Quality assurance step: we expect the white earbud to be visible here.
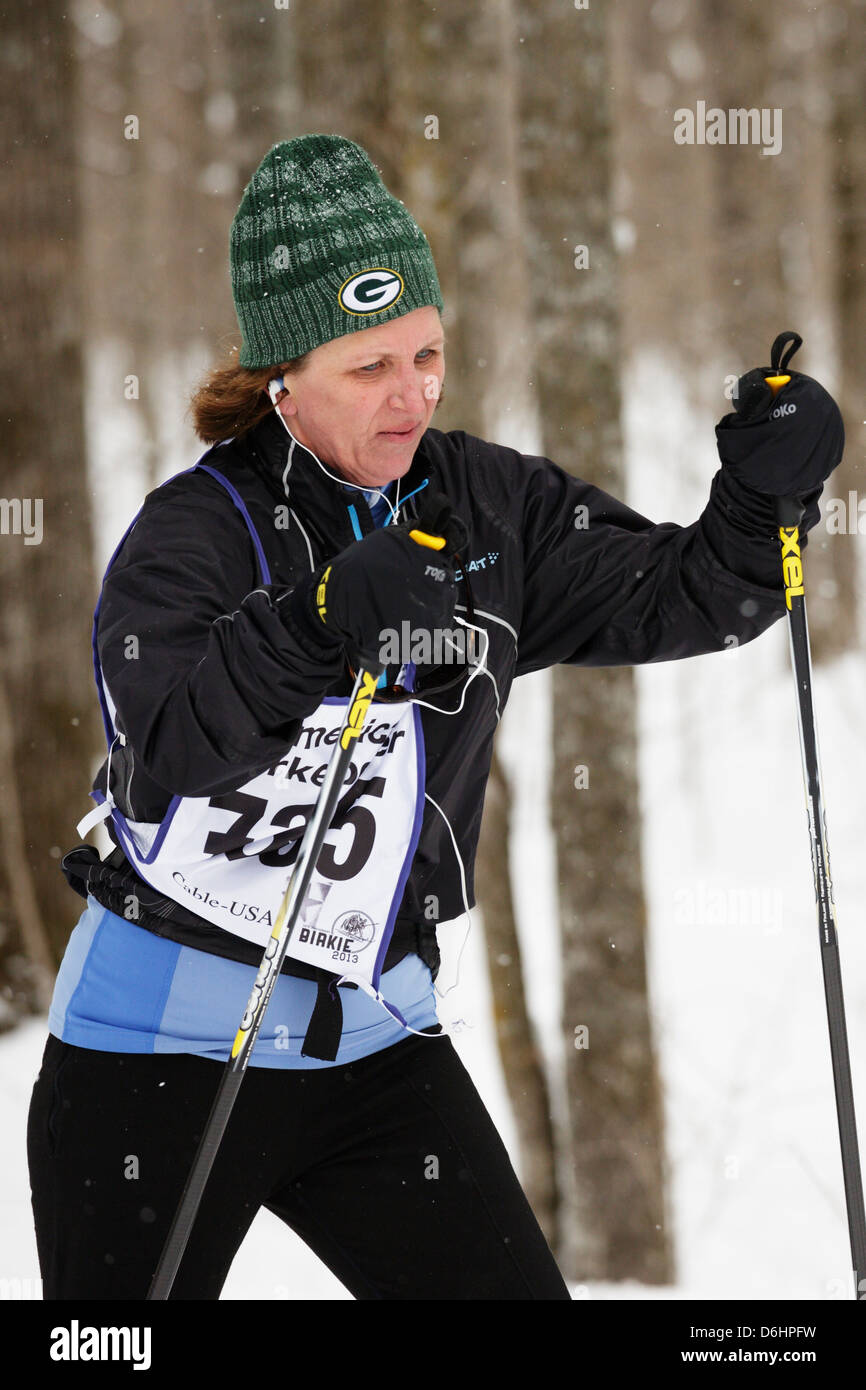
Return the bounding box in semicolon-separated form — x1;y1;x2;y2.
267;375;285;405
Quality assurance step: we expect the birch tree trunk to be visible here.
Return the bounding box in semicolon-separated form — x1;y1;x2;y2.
0;3;101;1007
516;0;674;1284
371;0;563;1240
830;0;866;651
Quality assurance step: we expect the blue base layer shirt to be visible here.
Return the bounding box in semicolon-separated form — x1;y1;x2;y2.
49;894;439;1069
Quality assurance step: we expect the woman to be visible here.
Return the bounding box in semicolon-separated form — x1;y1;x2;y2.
27;134;843;1300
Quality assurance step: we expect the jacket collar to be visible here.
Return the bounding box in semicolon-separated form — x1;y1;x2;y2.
238;409;438;545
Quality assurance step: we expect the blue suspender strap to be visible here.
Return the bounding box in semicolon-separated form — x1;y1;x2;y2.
196;463;272;585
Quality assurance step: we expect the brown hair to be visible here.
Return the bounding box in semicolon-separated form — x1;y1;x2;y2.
188;348;311;444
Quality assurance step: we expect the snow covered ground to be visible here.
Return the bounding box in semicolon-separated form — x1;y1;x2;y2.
640;639;866;1301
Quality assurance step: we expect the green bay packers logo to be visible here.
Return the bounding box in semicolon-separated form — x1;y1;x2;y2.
338;268;404;316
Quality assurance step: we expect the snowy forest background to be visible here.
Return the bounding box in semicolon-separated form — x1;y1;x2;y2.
1;0;865;1299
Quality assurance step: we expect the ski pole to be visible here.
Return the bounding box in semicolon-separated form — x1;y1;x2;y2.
739;331;866;1299
146;659;383;1299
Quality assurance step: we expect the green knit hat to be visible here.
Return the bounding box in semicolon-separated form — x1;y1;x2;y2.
230;134;444;368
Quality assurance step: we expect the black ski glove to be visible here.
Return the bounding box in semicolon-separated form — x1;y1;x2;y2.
281;491;468;671
716;331;844;497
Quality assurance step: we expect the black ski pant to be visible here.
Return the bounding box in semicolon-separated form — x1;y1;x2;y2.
27;1028;571;1300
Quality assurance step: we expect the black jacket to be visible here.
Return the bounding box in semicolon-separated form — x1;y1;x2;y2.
63;409;820;981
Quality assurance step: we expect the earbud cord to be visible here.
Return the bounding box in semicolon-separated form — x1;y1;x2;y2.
268;386;479;1024
270;397;401;525
269;391;493;705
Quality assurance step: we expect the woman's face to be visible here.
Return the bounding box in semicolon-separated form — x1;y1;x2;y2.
274;305;445;488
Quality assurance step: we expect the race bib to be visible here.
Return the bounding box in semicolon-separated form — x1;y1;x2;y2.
105;696;424;990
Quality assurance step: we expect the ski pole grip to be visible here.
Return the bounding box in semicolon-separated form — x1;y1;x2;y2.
408;490;468;562
732;329;801;422
345;648;387;679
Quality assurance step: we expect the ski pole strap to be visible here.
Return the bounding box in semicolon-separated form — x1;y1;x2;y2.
301;974;345;1061
770;330;802;374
